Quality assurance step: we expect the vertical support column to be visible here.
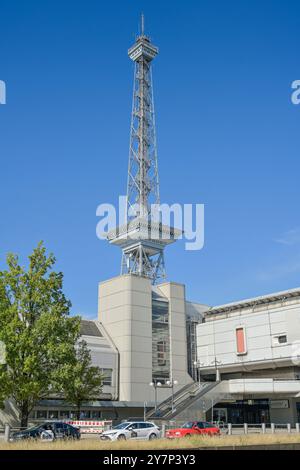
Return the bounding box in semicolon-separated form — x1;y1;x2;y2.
271;423;275;434
4;424;10;442
244;423;248;435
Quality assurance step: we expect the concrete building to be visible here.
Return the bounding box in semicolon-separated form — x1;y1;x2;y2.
196;288;300;425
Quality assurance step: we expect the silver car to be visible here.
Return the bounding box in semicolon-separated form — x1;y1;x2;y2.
100;421;160;441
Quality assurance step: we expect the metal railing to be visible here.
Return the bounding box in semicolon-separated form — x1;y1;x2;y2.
146;381;220;420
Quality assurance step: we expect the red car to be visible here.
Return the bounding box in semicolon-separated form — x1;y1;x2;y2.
165;421;220;439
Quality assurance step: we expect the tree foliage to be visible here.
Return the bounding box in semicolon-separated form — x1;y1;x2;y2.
59;341;104;420
0;242;81;427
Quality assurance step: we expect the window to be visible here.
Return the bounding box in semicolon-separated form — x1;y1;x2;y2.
36;410;47;420
236;327;247;355
101;368;113;386
278;335;287;344
182;422;194;429
196;422;204;429
91;410;101;419
157;340;167;366
48;411;59;420
152;297;170;382
60;410;70;419
80;410;90;419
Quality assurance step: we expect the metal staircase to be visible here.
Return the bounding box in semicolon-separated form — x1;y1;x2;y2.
146;381;222;420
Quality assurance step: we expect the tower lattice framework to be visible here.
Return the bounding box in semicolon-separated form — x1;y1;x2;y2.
107;16;180;284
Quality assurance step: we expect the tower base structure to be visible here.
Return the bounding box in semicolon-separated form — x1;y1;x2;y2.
98;274;193;403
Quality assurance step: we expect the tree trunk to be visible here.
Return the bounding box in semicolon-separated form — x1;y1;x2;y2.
76;403;81;421
20;401;29;428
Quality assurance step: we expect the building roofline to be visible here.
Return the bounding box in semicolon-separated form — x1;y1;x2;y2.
204;287;300;316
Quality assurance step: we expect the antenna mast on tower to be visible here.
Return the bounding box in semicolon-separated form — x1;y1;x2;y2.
107;16;181;283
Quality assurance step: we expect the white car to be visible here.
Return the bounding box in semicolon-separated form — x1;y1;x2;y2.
100;421;160;441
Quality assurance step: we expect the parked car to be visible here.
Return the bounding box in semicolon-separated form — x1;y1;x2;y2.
100;421;160;441
11;421;81;441
165;421;220;438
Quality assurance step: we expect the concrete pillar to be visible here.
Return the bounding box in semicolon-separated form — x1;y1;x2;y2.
262;423;266;434
227;423;232;435
287;423;291;433
161;424;166;438
296;423;300;433
4;424;10;442
244;423;248;434
271;423;275;434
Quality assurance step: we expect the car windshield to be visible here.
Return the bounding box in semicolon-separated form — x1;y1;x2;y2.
181;422;194;429
23;425;42;432
112;422;131;430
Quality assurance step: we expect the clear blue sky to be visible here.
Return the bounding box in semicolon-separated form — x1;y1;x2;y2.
1;0;300;317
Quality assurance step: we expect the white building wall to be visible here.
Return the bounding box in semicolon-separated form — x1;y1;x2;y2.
98;274;153;403
197;297;300;374
82;327;118;399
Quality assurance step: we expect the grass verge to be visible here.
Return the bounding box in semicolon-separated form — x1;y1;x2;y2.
1;433;300;450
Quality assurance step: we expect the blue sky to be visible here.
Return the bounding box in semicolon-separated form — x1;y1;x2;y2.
0;0;300;317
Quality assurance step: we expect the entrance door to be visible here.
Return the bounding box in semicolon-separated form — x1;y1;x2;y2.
213;408;228;425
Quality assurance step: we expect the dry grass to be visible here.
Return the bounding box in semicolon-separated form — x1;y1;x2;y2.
1;433;300;450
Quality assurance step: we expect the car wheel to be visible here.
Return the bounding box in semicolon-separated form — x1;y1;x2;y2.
149;433;157;441
117;434;126;441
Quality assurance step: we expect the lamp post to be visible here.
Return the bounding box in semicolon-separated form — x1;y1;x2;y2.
211;357;222;382
149;380;162;413
166;378;178;414
193;360;205;388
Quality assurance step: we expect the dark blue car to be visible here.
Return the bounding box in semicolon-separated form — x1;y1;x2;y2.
11;421;81;441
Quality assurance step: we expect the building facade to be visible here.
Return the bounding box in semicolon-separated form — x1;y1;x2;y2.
196;288;300;424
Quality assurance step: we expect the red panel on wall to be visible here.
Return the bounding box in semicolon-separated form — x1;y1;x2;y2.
236;328;246;354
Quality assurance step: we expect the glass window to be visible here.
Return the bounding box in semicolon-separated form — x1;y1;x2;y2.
196;422;205;429
80;410;90;419
36;410;47;420
91;410;101;419
182;422;194;429
48;411;59;420
101;368;113;386
152;297;170;382
278;335;287;344
129;423;139;429
60;410;70;419
113;422;131;430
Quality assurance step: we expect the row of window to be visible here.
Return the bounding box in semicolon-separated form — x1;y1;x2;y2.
33;409;112;420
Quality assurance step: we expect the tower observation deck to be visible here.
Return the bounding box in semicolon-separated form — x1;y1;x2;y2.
107;16;181;283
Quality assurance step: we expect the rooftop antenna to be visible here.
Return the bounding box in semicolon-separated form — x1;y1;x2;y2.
141;13;145;36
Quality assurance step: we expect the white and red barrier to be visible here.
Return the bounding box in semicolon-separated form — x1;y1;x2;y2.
64;420;112;434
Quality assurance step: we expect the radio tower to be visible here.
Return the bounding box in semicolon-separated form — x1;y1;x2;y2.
107;15;181;283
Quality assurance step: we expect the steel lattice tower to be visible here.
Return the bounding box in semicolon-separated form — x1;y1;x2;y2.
107;16;181;283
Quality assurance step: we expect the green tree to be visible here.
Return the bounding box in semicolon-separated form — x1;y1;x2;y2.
0;242;81;427
59;340;103;420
